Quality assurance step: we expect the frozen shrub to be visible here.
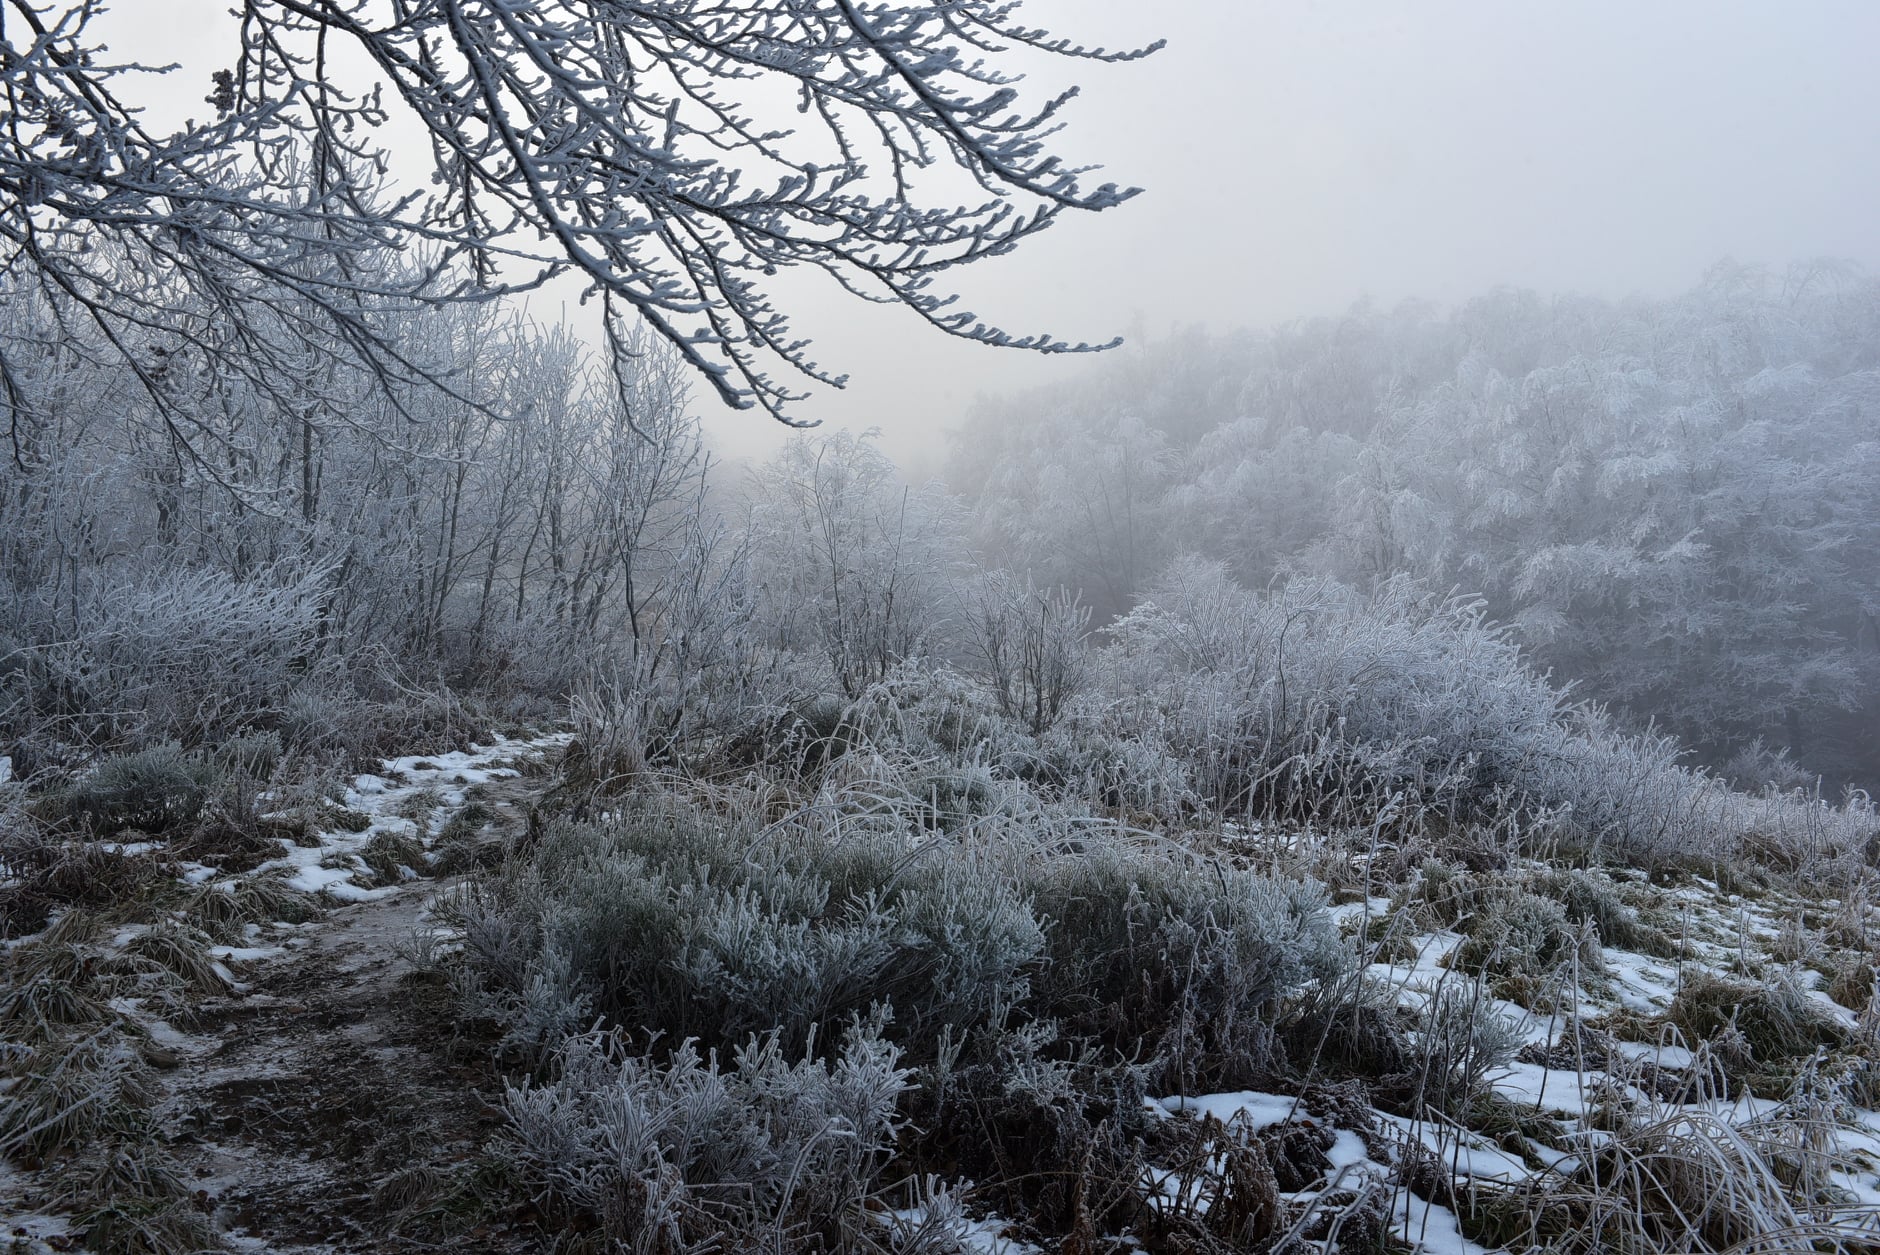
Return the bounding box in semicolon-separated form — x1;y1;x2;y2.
1449;888;1601;1005
722;693;859;781
1076;561;1880;869
1408;981;1525;1116
3;566;322;750
1038;713;1196;817
959;570;1092;734
211;731;283;782
275;685;358;754
473;807;1043;1057
842;663;1045;781
501;1020;913;1251
456;790;1341;1096
1024;832;1344;1089
59;744;223;835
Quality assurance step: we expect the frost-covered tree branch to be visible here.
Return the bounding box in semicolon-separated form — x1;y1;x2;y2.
0;0;1158;442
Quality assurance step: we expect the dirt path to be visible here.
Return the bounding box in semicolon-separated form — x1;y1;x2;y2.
154;774;545;1252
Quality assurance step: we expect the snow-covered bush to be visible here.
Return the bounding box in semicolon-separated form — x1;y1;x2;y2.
1;566;321;753
456;802;1043;1059
1023;830;1344;1090
446;784;1344;1248
57;743;224;835
501;1021;928;1253
1073;560;1880;868
452;788;1341;1093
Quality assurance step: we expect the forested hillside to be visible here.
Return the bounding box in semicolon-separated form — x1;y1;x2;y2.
950;262;1880;790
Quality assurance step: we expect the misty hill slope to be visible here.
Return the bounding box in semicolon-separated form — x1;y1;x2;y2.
946;263;1880;789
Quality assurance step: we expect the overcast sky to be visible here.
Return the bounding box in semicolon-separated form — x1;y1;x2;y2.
105;1;1880;469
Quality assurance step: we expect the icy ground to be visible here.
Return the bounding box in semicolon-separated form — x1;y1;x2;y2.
3;735;567;1254
1125;872;1880;1253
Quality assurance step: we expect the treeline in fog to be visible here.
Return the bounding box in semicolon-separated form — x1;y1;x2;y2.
3;259;1874;872
949;261;1880;791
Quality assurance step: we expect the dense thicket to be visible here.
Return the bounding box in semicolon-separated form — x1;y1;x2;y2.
949;262;1880;788
5;260;1875;866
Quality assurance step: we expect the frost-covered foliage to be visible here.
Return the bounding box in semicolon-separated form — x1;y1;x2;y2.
450;794;1341;1091
501;1023;925;1253
0;298;751;767
1068;560;1876;867
0;566;321;751
444;773;1344;1246
959;570;1093;734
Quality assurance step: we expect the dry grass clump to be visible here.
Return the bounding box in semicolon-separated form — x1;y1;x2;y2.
319;802;373;833
1668;971;1847;1068
1465;1098;1880;1255
0;1028;151;1161
111;921;229;996
72;1198;220;1255
53;1135;219;1255
0;873;234;1250
360;829;428;886
0;836;170;938
430;801;501;874
1;914;113;1043
1826;952;1878;1012
181;871;319;942
1535;867;1680;957
390;786;445;834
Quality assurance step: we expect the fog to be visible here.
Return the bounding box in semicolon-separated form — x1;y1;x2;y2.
100;1;1880;469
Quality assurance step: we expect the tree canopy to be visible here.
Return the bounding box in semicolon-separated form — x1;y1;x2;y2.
0;0;1156;440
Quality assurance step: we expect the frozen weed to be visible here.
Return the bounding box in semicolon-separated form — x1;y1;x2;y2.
1669;970;1847;1068
0;1029;149;1160
360;829;427;885
501;1020;912;1250
58;744;223;836
180;870;318;942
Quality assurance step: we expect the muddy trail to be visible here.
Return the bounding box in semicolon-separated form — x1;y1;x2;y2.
154;771;547;1252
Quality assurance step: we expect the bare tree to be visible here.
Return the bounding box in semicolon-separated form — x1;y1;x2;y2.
961;568;1089;733
0;0;1157;458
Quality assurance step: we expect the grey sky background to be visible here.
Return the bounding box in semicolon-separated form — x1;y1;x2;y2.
104;1;1880;471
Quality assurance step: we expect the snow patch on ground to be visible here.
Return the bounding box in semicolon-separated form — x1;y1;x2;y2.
255;732;568;901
